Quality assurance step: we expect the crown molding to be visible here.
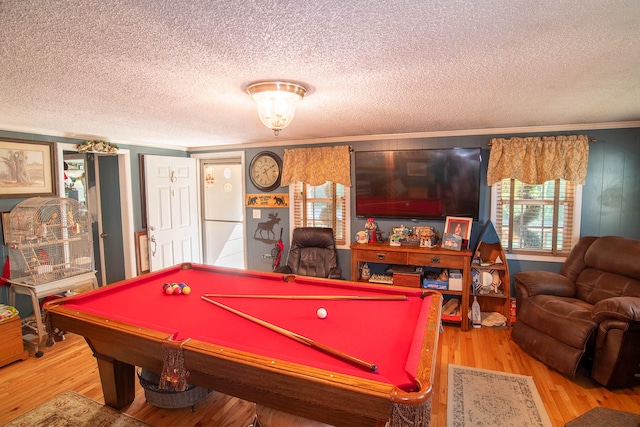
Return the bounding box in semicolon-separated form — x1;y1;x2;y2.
190;121;640;152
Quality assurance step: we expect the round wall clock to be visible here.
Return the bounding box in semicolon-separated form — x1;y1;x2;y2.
249;151;282;192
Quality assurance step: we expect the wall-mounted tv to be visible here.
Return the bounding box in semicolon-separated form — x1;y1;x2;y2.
355;148;482;220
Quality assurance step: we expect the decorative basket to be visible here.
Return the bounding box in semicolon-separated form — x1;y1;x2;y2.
137;368;210;409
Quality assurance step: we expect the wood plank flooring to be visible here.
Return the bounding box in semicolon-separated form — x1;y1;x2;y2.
1;325;638;426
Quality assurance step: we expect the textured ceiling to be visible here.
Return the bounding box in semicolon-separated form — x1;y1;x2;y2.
1;1;639;150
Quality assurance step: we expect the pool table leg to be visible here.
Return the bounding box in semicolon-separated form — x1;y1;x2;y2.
95;353;136;409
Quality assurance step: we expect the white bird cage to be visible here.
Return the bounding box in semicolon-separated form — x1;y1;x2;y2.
7;197;94;285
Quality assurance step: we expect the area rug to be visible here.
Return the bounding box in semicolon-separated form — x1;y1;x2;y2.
565;407;640;427
4;391;151;427
447;364;552;427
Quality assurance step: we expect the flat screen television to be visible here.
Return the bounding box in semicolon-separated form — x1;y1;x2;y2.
355;148;482;220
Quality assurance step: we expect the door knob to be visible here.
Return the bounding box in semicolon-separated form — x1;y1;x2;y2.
100;233;109;238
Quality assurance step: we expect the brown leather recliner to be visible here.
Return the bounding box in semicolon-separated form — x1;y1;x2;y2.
511;236;640;388
275;227;342;279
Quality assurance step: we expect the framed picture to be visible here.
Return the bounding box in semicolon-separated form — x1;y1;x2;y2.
1;211;10;244
135;230;150;275
0;138;57;198
442;233;462;251
444;216;473;240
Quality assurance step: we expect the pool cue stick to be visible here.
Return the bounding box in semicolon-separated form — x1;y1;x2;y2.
203;294;407;301
201;296;378;372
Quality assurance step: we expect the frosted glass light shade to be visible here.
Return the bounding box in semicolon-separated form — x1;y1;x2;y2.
247;82;306;136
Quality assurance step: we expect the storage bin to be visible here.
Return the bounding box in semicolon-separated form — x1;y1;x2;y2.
138;368;210;409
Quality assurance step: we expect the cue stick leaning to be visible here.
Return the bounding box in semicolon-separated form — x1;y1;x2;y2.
203;294;407;301
201;296;378;372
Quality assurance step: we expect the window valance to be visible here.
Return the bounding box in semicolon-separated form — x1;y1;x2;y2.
281;146;352;187
487;135;589;185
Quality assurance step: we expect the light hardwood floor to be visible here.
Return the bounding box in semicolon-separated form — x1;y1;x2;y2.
1;325;638;426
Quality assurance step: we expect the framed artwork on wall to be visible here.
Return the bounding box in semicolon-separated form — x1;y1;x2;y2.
135;230;150;275
0;138;57;198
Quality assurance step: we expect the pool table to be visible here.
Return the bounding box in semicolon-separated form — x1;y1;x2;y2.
44;263;441;427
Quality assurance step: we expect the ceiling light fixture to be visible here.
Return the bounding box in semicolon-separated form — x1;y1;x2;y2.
247;81;307;137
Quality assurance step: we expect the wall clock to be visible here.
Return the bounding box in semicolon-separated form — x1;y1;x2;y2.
249;151;282;192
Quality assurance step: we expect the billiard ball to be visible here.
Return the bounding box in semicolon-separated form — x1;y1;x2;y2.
165;286;174;295
316;308;328;319
182;285;191;295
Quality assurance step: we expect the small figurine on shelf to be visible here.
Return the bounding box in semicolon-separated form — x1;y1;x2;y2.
389;233;402;246
361;263;371;280
365;217;377;243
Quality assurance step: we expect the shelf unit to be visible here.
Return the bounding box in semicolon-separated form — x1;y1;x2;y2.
350;242;473;331
471;221;511;327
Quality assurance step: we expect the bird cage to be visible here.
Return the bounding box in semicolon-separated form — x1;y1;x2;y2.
7;197;94;285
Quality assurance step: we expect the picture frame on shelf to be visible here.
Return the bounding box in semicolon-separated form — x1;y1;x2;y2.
0;138;57;198
442;233;462;251
444;216;473;240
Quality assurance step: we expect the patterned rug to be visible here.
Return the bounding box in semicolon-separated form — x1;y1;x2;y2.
4;391;150;427
565;407;640;426
447;364;552;427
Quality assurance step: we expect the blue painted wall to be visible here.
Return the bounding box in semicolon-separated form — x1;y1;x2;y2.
1;126;638;312
241;127;640;282
0;130;187;312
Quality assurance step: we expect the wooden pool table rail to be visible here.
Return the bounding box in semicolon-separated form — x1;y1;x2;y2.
44;270;441;427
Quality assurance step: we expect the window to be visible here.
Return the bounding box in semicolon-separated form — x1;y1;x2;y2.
289;181;350;248
491;178;581;260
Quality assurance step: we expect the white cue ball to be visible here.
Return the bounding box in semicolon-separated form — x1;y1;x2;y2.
316;307;328;319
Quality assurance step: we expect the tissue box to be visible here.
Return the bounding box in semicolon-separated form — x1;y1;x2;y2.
448;269;463;291
423;279;448;290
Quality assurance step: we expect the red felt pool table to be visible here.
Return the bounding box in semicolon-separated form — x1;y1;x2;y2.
44;263;441;427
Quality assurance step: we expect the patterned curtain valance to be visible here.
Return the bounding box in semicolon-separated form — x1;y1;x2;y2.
486;135;589;185
281;146;352;187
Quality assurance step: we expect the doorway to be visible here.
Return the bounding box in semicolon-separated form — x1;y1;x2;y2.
63;154;87;205
58;144;136;284
192;152;246;269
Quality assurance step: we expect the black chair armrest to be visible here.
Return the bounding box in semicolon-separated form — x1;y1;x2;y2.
328;267;342;280
274;265;293;275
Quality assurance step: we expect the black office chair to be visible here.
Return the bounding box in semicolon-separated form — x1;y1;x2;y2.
274;227;342;279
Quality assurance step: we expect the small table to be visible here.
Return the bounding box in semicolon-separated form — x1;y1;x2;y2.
45;263;441;427
8;271;98;353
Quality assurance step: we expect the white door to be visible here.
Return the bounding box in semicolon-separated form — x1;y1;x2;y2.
144;155;201;271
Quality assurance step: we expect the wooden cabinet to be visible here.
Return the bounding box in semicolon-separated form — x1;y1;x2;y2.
350;243;473;331
471;221;511;327
0;315;28;367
